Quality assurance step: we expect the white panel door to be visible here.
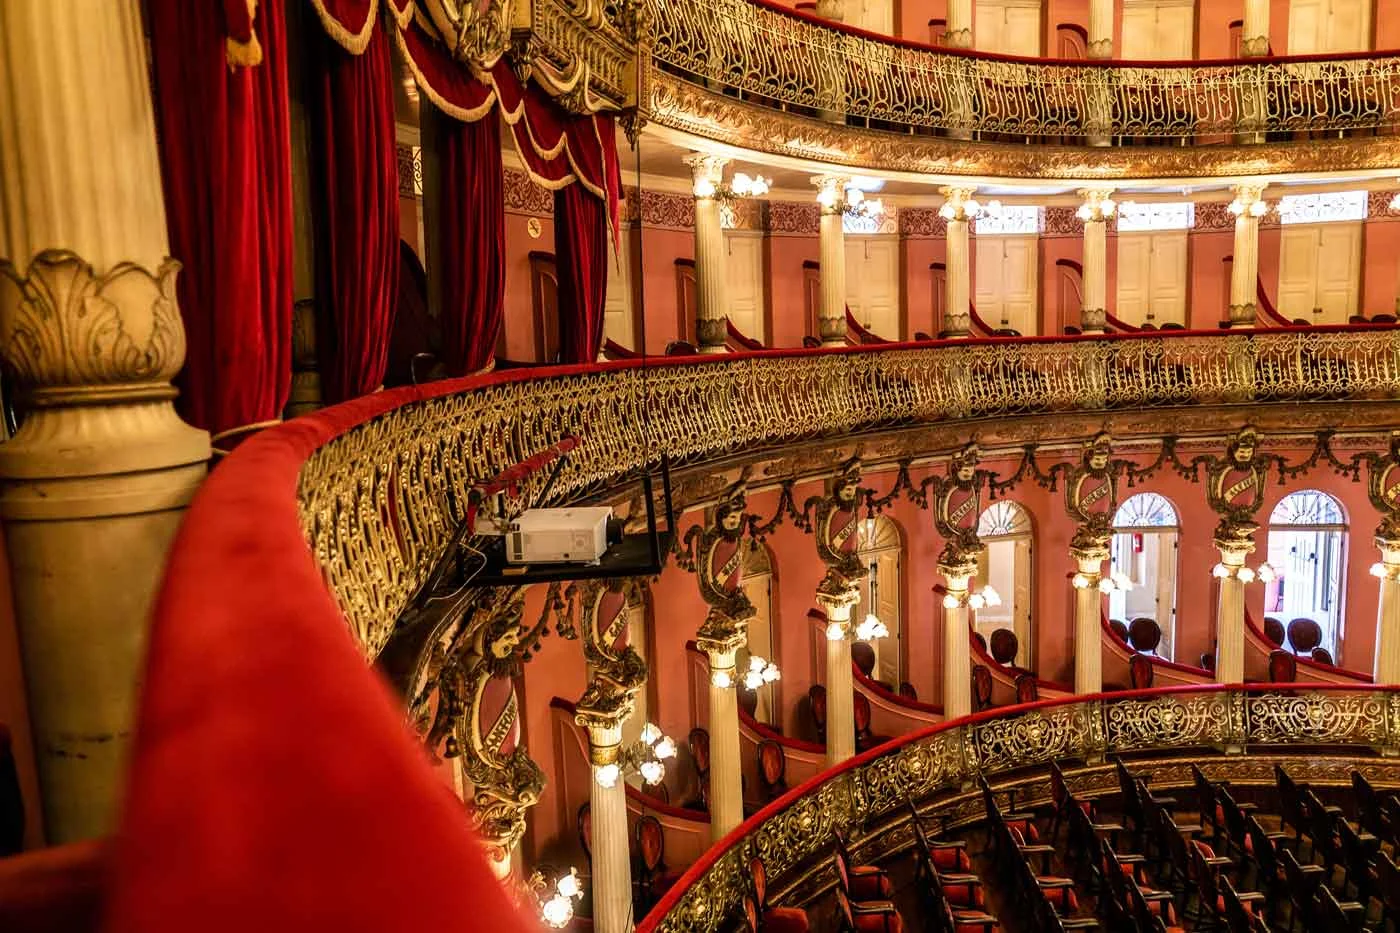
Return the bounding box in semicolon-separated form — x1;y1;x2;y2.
976;0;1040;56
1122;0;1195;59
854;0;894;35
1278;227;1321;320
846;236;901;339
1289;0;1369;53
974;235;1039;334
1287;0;1326;53
1116;233;1153;324
1315;223;1361;323
1327;0;1370;51
602;226;633;350
725;231;767;342
1146;230;1188;325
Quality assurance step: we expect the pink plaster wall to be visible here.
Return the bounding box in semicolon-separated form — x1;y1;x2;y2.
502;211;555;361
766;233;821;347
1362;217;1400;315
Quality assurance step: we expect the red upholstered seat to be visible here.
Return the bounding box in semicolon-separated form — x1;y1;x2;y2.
764;906;810;933
0;839;105;933
942;882;984;908
932;846;972;872
849;866;894;901
1039;881;1078;911
852;911;903;933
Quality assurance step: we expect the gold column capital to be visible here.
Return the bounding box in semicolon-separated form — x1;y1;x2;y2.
814;174;852;215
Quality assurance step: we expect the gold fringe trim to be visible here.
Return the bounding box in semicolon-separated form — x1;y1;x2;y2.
393;23;498;122
225;0;264;67
210;418;284;455
309;0;378;55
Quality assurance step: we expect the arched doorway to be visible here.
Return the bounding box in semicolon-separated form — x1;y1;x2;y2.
976;501;1034;668
739;544;779;726
854;516;903;688
1110;493;1180;659
1266;490;1348;657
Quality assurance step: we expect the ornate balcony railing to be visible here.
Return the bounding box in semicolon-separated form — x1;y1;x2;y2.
636;684;1400;933
646;0;1400;142
301;326;1400;658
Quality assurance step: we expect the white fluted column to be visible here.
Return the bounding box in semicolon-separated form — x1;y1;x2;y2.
1228;185;1266;327
940;187;976;338
1078;189;1115;334
585;721;633;933
819;589;859;764
0;0;210;842
1087;0;1113;58
686;154;731;354
940;565;976;720
815;176;850;346
815;0;845;19
1214;543;1253;684
1373;539;1400;683
1242;0;1270;56
701;638;745;839
945;0;972;48
1071;548;1108;694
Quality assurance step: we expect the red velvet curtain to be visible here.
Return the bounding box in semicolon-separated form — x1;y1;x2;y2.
310;25;400;403
147;0;293;442
439;116;506;375
554;183;609;363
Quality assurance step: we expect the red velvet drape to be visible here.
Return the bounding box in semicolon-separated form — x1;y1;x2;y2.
554;183;609;363
147;0;293;441
439;116;506;375
310;26;399;403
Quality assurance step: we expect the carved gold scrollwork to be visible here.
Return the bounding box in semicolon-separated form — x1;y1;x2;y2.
423;0;513;68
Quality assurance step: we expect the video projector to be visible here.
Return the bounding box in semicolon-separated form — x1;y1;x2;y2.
505;507;623;565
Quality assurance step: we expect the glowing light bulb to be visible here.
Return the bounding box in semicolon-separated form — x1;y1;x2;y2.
943;593;961;609
1249;200;1269;218
731;173;754;196
865;198;884;217
982;586;1002;607
749;655;767;673
827;621;846;641
1101;198;1117;216
1238;567;1256;584
1071;573;1091;589
939;203;956;220
693;178;717;199
752;176;771;196
1076;204;1092;221
557;869;582;899
640;722;662;745
640;759;665;785
595;763;620;788
845;187;864;207
1111;571;1133;591
1098;578;1115;594
655;736;677;759
1256;563;1277;583
711;669;733;689
1212;563;1230;578
744;669;763;690
968;593;986;610
762;663;781;683
542;894;574;927
1372;562;1388;578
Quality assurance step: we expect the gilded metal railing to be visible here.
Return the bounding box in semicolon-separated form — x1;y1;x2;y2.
646;0;1400;140
637;685;1400;933
299;328;1400;657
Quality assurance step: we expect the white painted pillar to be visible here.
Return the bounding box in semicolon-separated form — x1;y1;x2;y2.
941;567;975;720
585;721;634;933
820;591;859;764
0;0;210;842
702;641;745;839
815;176;850;346
815;0;846;20
1229;185;1266;327
1087;0;1113;59
940;187;976;338
686;154;730;354
1214;544;1253;684
1072;549;1108;694
1373;539;1400;683
1242;0;1270;56
1078;189;1115;334
945;0;972;48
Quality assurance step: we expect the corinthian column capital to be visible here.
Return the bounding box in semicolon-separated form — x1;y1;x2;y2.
1076;188;1118;223
814;175;853;215
684;153;730;200
938;186;979;222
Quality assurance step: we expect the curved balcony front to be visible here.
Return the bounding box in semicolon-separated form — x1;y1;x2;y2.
635;683;1400;933
643;0;1400;177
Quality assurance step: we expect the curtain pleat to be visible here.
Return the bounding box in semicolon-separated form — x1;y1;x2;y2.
310;25;400;403
147;0;293;443
439;116;506;375
554;184;609;364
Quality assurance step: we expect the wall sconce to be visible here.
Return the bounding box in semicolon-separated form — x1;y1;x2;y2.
819;182;883;219
743;655;781;690
538;868;586;928
695;171;771;201
1227;197;1269;218
1076;198;1117;221
939;198;1003;222
1212;561;1275;583
594;721;676;788
942;585;1001;610
1072;570;1133;593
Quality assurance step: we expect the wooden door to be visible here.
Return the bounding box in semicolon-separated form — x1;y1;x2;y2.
725;232;767;342
1146;231;1188;325
1277;227;1321;320
529;251;560;362
1315;223;1362;323
873;551;901;685
803;261;821;340
674;259;697;345
1122;0;1194;59
603;226;634;351
846;236;900;340
976;0;1040;55
975;236;1038;334
930;264;947;334
1116;233;1153;324
1012;536;1034;669
1289;0;1369;52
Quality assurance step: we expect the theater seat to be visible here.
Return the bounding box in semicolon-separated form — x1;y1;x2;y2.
0;839;105;933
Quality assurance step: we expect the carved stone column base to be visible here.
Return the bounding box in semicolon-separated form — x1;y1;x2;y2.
818;315;847;347
1086;38;1112;59
697;316;729;354
1080;308;1107;334
942;27;971;48
1227;303;1257;328
0;250;210;841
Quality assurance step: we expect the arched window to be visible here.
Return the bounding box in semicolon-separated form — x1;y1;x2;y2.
854;516;903;688
1266;490;1348;658
739;544;779;726
1110;493;1180;659
976;501;1034;668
